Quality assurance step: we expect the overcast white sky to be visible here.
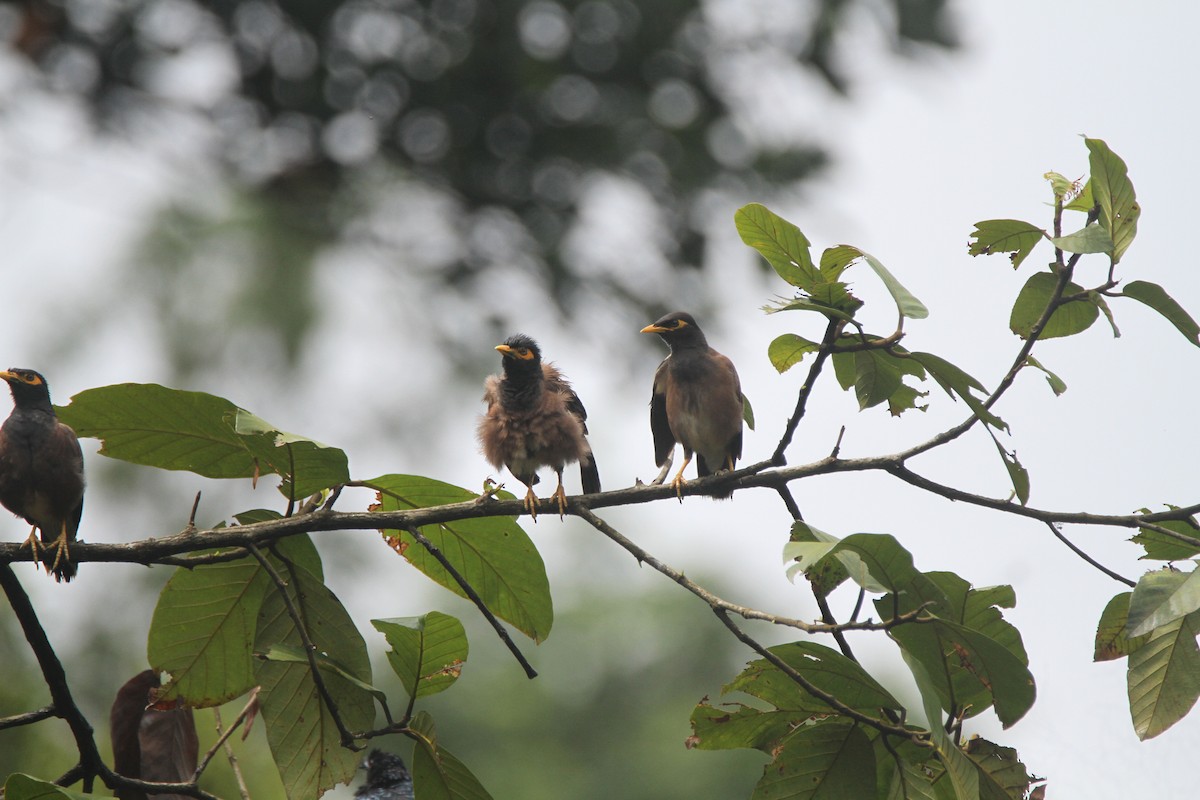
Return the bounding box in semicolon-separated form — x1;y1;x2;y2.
2;1;1198;797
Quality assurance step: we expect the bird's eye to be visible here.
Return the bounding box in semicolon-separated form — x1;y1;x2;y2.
517;348;530;357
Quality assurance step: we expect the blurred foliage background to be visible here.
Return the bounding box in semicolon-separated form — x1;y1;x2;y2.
0;0;959;797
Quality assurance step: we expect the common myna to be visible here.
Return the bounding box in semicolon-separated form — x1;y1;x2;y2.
0;368;85;581
110;669;199;800
479;335;601;519
355;750;415;800
641;312;744;499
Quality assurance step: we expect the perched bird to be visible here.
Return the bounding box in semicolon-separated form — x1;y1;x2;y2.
110;670;199;800
355;750;415;800
641;312;744;499
479;334;601;519
0;368;85;581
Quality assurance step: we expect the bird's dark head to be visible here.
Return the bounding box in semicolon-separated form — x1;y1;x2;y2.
0;368;54;411
495;334;543;377
640;312;707;350
357;749;411;794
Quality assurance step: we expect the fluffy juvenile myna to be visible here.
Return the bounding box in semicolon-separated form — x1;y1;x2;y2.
641;312;744;499
0;368;85;581
479;335;601;519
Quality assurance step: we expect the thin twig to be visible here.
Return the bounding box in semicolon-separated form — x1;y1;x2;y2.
0;705;56;730
773;317;842;465
1044;521;1135;587
403;525;538;679
187;491;202;530
194;688;259;781
212;707;252;800
575;508;927;634
245;543;361;750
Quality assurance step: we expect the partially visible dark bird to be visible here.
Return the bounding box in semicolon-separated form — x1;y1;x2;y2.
110;669;199;800
641;312;744;499
479;334;601;519
355;749;415;800
0;368;85;581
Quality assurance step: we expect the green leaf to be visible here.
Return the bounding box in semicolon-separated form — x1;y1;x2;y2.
929;574;1028;665
1043;171;1079;202
149;556;271;706
964;738;1038;800
993;441;1030;506
373;612;469;699
56;384;349;497
1126;567;1200;637
57;383;257;477
2;774;94;800
365;474;553;642
1127;612;1200;739
410;711;495;800
881;757;939;800
902;652;979;800
834;245;929;319
967;220;1046;270
233;409;350;499
884;574;1036;728
255;559;375;798
768;334;820;374
750;720;875;800
260;642;389;707
1132;517;1200;561
784;522;848;597
909;352;1008;432
1009;271;1098;340
1123;280;1200;347
735;203;820;289
1086;137;1140;263
849;349;903;410
1065;178;1095;212
728;641;903;718
1022;355;1067;396
688;701;810;754
1049;223;1113;254
1094;592;1150;662
829;533;944;600
742;394;755;431
763;296;857;323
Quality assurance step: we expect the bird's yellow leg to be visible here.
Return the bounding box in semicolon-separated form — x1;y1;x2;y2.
553;472;568;519
21;525;41;565
523;485;540;521
671;454;693;502
48;522;70;575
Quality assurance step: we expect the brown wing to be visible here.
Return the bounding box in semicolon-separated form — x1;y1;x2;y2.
543;364;588;433
544;364;600;492
717;352;744;464
649;360;675;466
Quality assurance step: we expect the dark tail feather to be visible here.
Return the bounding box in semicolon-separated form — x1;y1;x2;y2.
695;454;735;500
579;452;601;495
51;560;77;583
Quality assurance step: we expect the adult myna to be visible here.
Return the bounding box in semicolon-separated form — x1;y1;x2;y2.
0;368;85;581
641;312;744;499
479;335;601;519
